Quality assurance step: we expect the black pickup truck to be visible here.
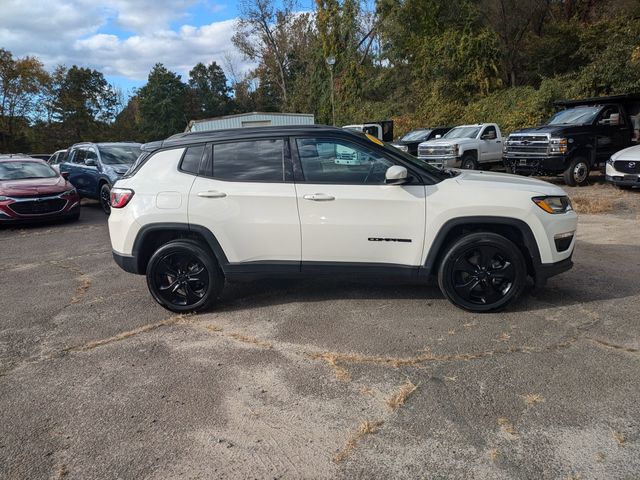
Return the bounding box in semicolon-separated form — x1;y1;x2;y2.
503;94;640;185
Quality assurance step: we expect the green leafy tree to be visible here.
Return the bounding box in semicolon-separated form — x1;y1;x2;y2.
137;63;188;140
0;49;50;151
187;62;232;119
51;65;119;143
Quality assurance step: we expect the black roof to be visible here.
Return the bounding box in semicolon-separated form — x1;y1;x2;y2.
144;124;352;151
555;93;640;107
69;141;142;149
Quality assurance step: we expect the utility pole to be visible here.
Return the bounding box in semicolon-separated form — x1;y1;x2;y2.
326;56;336;126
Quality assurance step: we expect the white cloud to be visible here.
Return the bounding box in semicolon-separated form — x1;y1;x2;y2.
0;0;253;84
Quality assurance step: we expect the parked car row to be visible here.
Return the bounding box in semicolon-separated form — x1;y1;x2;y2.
0;141;142;225
50;141;142;214
0;154;80;224
396;94;640;189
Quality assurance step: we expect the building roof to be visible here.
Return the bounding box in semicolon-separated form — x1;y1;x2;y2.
144;124;346;152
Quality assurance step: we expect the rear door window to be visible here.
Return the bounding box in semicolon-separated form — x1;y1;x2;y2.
212;139;286;182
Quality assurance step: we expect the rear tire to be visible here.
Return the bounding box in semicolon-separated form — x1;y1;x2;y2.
437;232;527;312
563;157;590;186
146;239;224;313
99;183;111;215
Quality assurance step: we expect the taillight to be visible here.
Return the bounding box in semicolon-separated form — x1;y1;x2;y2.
110;188;134;208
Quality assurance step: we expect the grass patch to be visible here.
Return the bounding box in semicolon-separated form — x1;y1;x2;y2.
570;195;618;214
334;420;383;463
612;430;626;446
523;393;545;406
65;314;190;352
498;417;517;436
385;381;418;410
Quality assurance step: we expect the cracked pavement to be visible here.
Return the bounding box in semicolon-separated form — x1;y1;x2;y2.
1;199;639;479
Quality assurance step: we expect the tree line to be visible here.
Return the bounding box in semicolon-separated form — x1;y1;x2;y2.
1;0;639;153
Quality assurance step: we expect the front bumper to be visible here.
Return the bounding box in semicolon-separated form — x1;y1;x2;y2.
534;256;573;288
0;194;80;223
503;155;566;175
605;174;640;187
417;156;460;169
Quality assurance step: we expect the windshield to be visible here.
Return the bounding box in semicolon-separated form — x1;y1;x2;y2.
444;126;480;139
98;145;142;165
400;130;431;142
0;161;58;181
547;107;600;125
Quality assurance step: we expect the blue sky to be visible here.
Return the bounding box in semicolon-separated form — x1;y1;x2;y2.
0;0;305;96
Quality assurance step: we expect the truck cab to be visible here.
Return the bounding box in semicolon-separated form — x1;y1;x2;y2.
503;94;640;186
416;123;503;169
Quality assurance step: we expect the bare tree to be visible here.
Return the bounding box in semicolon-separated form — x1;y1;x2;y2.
233;0;297;105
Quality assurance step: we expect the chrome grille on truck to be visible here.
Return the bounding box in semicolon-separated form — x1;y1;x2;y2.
504;134;549;157
418;145;450;157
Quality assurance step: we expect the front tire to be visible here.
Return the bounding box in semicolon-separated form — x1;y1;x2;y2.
146;240;224;313
437;232;527;312
99;183;112;215
563;157;590;186
461;155;478;170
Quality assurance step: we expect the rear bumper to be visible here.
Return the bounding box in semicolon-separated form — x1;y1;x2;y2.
534;256;573;288
113;250;141;274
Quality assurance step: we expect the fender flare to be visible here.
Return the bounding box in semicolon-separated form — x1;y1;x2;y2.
130;222;229;274
423;216;542;276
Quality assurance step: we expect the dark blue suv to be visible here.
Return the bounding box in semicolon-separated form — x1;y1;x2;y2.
60;142;142;214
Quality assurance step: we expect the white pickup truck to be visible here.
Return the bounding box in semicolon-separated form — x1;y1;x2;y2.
417;123;503;169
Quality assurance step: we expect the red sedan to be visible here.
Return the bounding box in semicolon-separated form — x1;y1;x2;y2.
0;155;80;224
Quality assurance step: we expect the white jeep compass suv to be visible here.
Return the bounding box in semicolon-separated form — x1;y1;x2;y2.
108;125;577;313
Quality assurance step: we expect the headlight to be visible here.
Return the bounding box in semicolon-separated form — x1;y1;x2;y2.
395;145;408;152
607;156;615;165
63;188;77;196
0;195;10;201
532;196;572;214
549;137;568;155
446;144;458;155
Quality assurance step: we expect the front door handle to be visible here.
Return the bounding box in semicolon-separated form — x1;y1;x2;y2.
303;193;335;201
197;190;227;198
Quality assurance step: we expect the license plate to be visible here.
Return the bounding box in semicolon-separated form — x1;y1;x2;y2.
519;159;527;166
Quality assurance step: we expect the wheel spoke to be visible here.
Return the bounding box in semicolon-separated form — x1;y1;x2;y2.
184;283;204;304
453;256;476;275
476;245;499;268
159;277;179;291
490;261;514;279
158;257;179;276
455;277;481;299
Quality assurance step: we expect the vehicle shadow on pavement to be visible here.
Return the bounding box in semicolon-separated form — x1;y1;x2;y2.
215;241;637;314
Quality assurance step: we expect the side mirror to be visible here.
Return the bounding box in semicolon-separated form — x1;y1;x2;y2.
85;158;97;167
61;171;70;179
385;165;408;185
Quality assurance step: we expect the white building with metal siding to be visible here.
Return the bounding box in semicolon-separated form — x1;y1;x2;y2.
186;112;315;132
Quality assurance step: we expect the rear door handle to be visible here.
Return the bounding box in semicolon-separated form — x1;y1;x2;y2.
303;193;335;201
197;190;227;198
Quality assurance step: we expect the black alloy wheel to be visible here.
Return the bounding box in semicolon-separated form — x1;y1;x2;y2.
99;183;112;215
438;232;526;312
146;240;223;312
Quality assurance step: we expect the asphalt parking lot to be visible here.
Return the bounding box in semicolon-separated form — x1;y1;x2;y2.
1;188;639;480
